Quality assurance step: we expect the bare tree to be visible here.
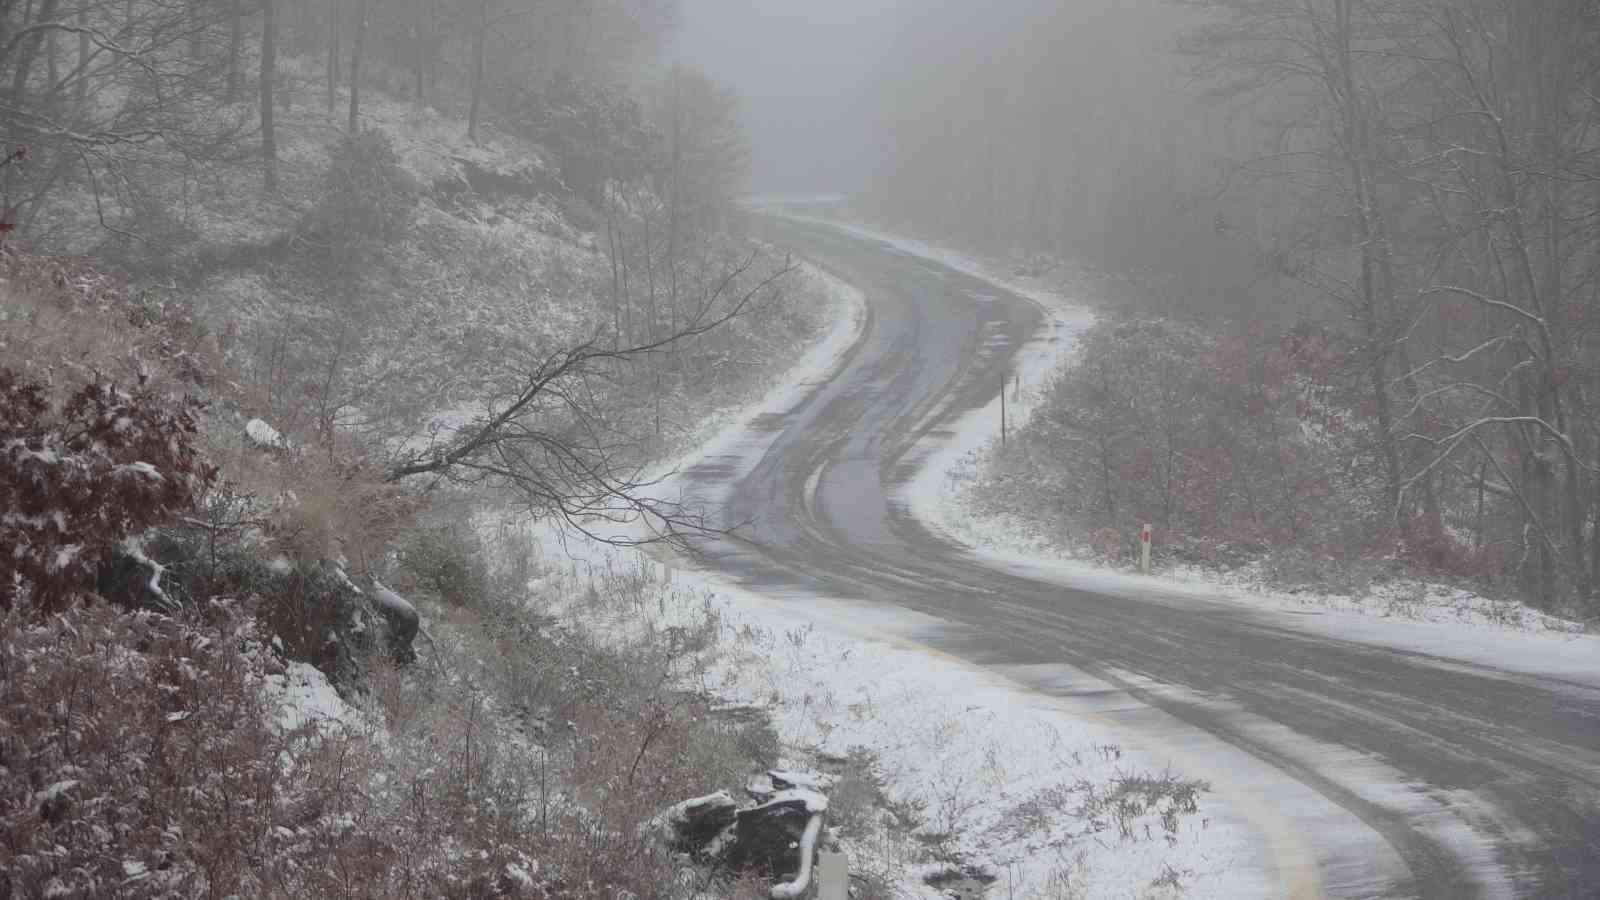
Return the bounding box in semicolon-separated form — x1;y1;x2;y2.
0;0;250;238
260;0;278;190
465;0;485;140
227;0;245;102
384;253;795;545
347;0;367;132
325;0;339;113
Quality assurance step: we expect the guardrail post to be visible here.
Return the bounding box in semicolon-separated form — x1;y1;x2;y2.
817;850;848;900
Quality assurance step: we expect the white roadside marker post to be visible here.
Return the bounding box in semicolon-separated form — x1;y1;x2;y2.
817;850;848;900
1140;523;1152;574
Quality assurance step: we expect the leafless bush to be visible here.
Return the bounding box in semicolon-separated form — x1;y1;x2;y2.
0;599;299;897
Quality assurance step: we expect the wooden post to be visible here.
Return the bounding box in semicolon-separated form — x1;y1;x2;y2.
817;851;848;900
1000;371;1007;448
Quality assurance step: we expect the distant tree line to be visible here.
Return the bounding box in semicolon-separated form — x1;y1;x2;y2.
868;0;1600;614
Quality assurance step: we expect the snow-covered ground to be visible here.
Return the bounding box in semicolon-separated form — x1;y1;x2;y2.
537;544;1271;899
529;255;1272;898
267;660;363;733
773;210;1600;688
497;209;1597;897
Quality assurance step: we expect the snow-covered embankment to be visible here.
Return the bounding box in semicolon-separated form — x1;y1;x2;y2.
548;254;1269;897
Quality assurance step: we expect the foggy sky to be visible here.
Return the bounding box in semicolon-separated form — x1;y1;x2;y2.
673;0;910;194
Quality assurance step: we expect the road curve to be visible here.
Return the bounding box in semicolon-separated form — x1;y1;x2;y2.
685;215;1600;899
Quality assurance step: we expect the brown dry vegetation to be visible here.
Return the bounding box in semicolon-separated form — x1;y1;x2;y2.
0;528;794;899
0;127;826;896
0;274;789;897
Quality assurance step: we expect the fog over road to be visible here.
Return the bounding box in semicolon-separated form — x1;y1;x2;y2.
683;214;1600;899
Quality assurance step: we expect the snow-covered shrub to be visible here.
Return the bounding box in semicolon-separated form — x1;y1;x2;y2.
395;523;488;608
502;75;650;204
1;368;214;612
975;316;1380;570
0;599;299;897
305;128;418;269
2;589;539;898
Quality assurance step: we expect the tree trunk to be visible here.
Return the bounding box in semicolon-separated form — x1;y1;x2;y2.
605;191;622;346
227;0;243;102
260;0;278;191
187;0;203;59
411;22;424;102
639;187;657;343
1327;0;1405;531
325;0;339;113
1590;447;1600;597
11;0;58;106
1097;360;1118;522
45;24;57;97
73;4;87;112
467;0;486;141
667;67;682;355
347;0;367;132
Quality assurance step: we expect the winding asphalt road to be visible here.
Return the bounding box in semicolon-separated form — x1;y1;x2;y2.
685;214;1600;899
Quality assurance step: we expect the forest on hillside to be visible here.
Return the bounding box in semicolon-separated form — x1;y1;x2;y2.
0;1;857;895
0;0;809;521
866;0;1600;617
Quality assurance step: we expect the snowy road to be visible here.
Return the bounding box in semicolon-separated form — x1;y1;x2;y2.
683;215;1600;898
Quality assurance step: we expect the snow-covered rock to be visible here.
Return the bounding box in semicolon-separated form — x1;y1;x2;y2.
244;417;285;449
655;790;741;853
269;661;354;732
368;578;420;663
656;773;833;897
95;535;174;612
728;790;827;898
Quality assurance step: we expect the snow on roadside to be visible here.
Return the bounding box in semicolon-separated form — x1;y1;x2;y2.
636;260;870;494
774;209;1600;683
265;661;360;733
523;249;1268;898
751;204;1097;527
532;544;1268;900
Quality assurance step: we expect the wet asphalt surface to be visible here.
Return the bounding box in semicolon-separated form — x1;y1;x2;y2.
683;215;1600;899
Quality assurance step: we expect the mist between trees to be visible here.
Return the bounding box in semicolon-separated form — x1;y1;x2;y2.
862;0;1600;617
0;0;850;893
0;0;818;629
0;0;812;540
